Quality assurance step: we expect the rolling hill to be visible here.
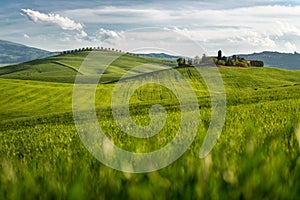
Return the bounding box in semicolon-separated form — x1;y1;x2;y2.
0;50;300;199
0;50;176;84
0;40;58;66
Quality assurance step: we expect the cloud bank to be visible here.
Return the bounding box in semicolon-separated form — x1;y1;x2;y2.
13;3;300;54
56;5;300;54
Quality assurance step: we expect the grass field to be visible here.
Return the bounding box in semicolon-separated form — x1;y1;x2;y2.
0;50;300;199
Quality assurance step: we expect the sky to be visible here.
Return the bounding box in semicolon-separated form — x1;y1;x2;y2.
1;0;300;56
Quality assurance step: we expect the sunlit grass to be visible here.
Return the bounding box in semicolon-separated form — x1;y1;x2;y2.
0;51;300;199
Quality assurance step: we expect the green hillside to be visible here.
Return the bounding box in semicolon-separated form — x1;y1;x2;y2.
0;51;300;199
0;50;175;83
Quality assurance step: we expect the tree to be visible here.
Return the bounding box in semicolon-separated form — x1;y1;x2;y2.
201;54;211;64
177;57;186;67
232;55;237;61
217;60;226;66
194;56;201;65
250;60;264;67
212;57;218;64
218;50;222;60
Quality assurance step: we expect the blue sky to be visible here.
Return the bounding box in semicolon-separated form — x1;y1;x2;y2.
1;0;300;56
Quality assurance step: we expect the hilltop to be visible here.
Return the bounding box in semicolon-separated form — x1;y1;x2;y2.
0;49;176;83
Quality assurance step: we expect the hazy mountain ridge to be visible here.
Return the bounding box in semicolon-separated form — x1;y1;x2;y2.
136;53;180;61
1;39;299;70
138;51;300;70
0;40;58;65
237;51;300;70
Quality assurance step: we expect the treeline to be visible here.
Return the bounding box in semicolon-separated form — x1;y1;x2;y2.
176;54;212;67
176;50;264;68
60;47;123;55
249;60;264;67
213;50;264;67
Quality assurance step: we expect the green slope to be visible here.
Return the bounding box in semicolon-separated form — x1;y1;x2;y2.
0;51;300;199
1;56;299;122
0;50;176;83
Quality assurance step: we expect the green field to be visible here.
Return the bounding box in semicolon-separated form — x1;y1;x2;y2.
0;50;300;199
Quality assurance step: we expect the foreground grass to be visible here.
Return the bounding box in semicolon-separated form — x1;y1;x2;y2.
1;99;299;199
0;52;300;199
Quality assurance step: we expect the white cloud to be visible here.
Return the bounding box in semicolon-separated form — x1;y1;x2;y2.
274;21;300;36
284;41;297;51
57;5;300;54
62;7;171;24
165;26;196;40
14;4;300;54
233;31;276;47
61;5;300;25
20;8;87;38
164;26;276;49
74;30;89;42
95;28;124;44
23;33;31;39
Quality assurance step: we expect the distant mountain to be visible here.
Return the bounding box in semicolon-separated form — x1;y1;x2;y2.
137;53;180;61
0;40;58;66
237;51;300;70
138;52;300;70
